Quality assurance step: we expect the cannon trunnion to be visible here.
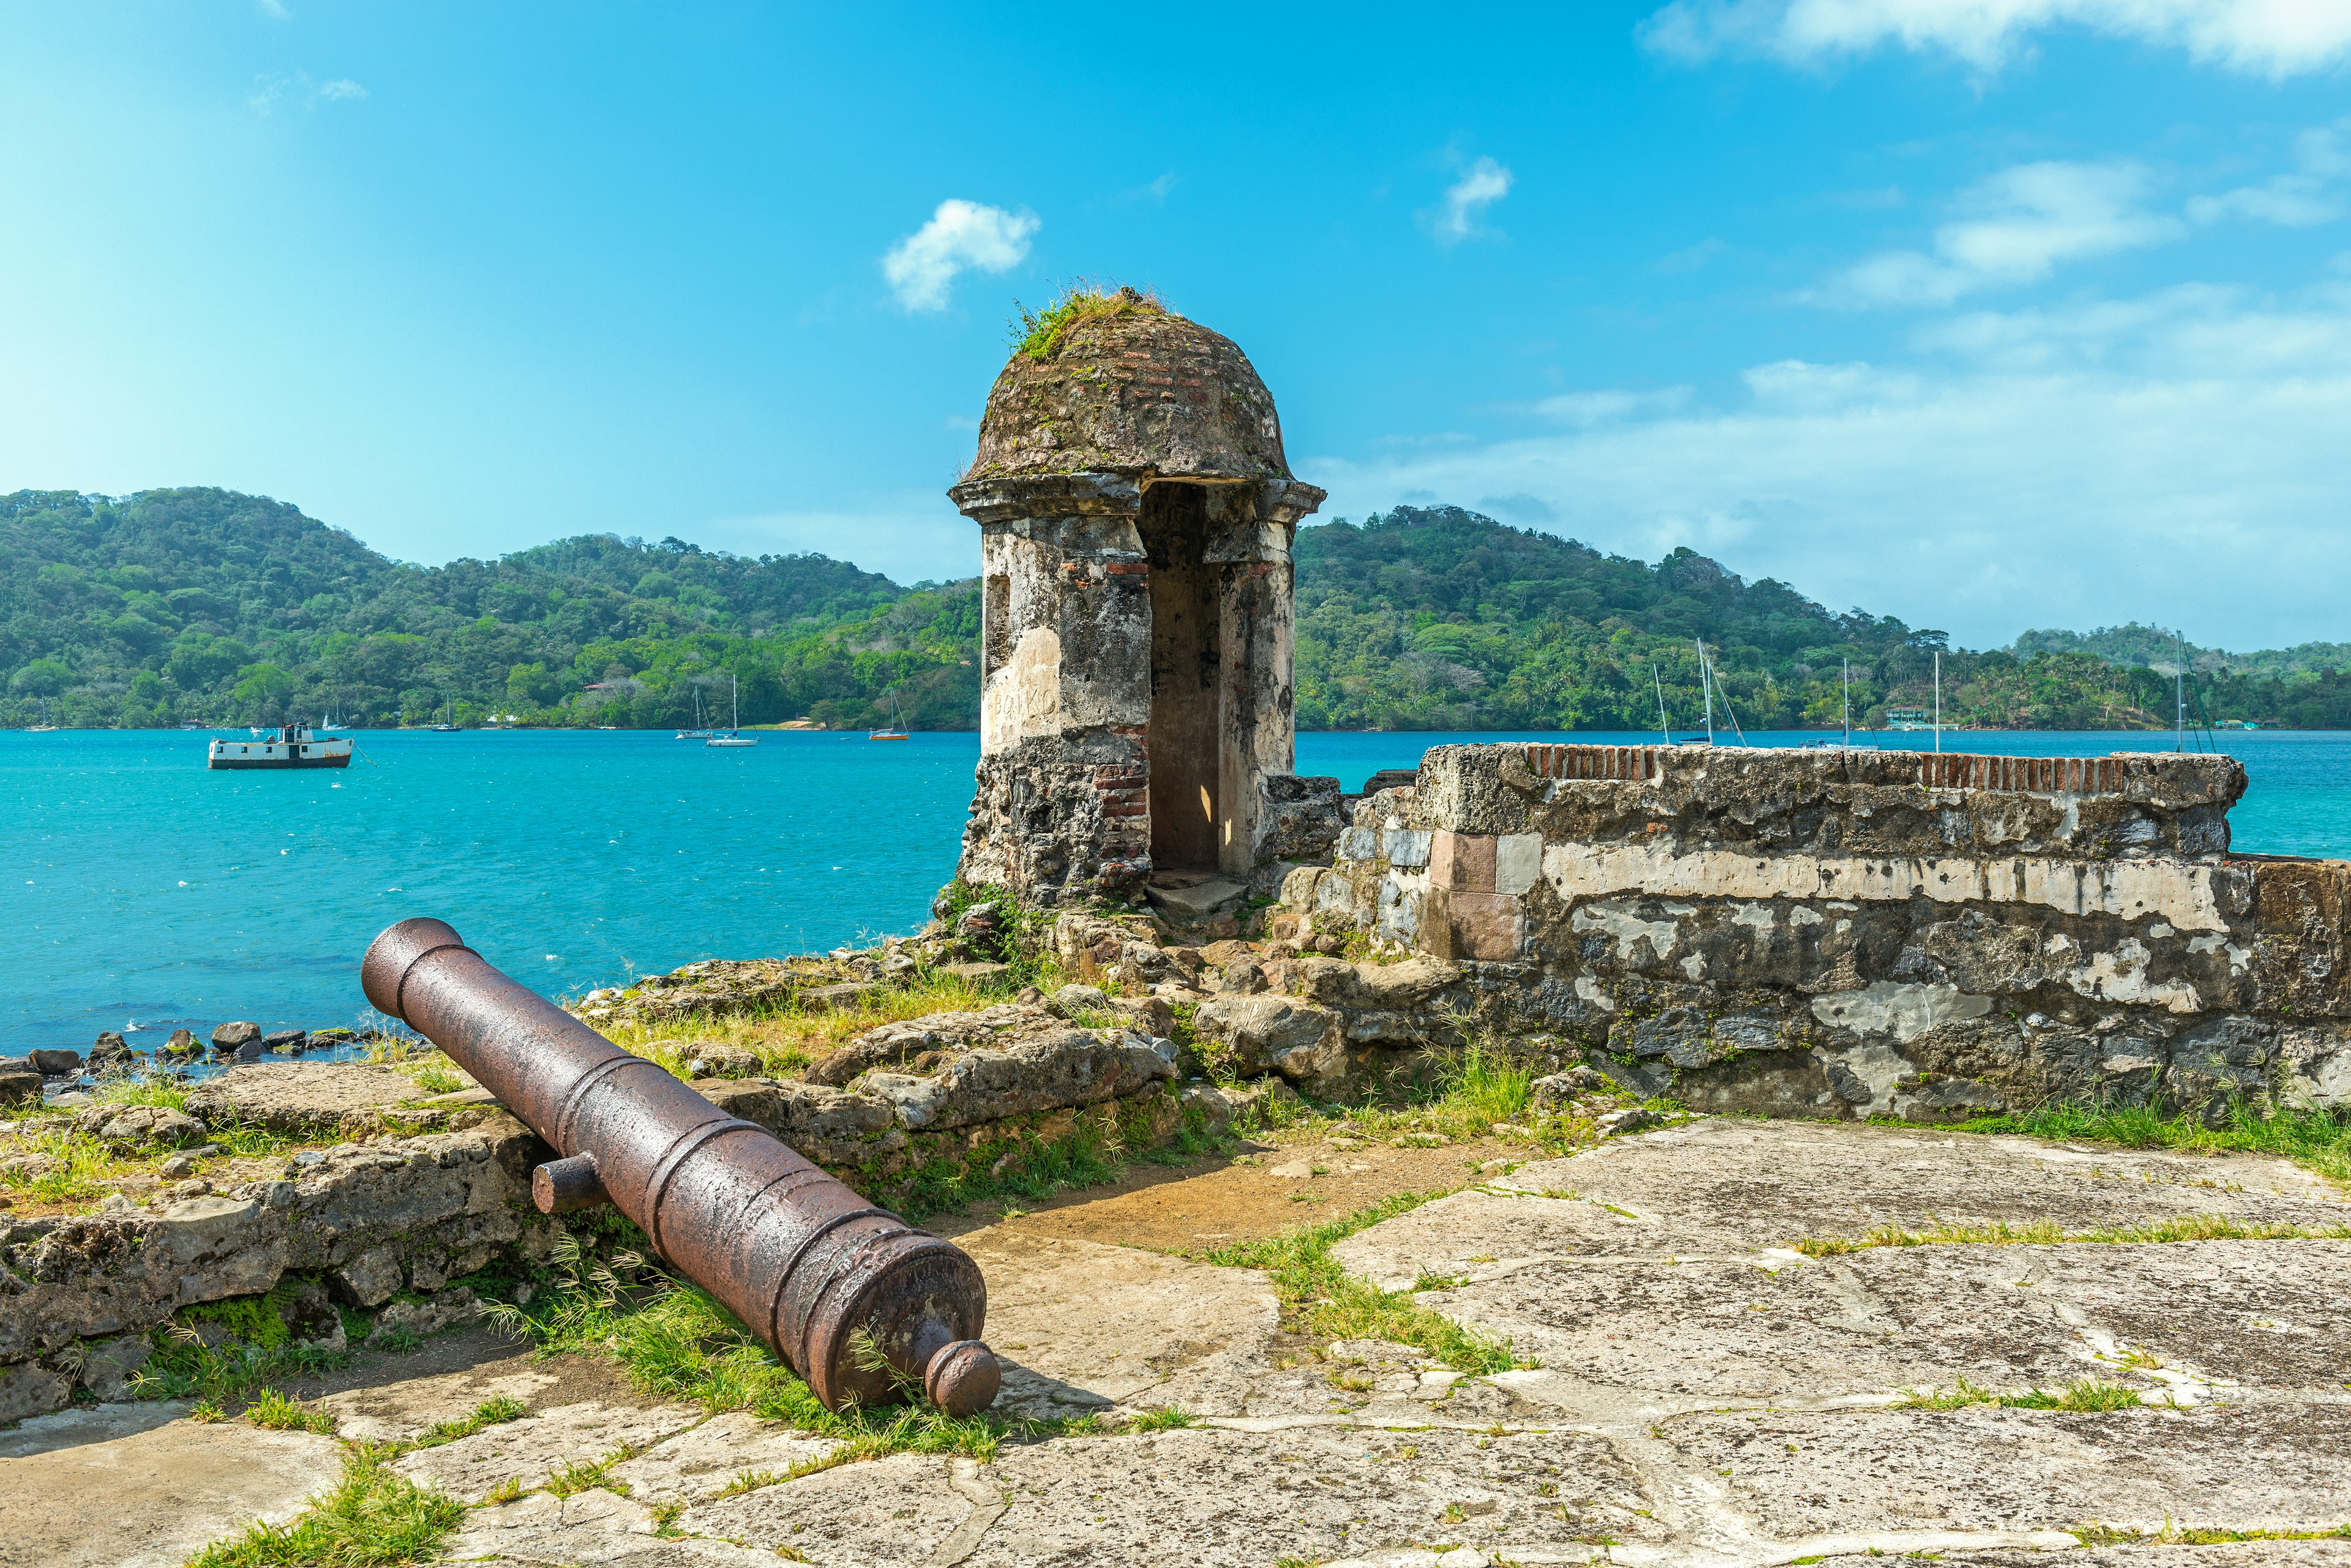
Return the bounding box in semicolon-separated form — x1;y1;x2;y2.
361;917;1000;1416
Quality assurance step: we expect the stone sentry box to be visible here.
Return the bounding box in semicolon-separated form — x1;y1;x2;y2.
1299;741;2351;1122
948;294;1337;903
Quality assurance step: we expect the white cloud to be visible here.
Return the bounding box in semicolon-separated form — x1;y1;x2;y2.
1428;157;1514;246
1815;160;2184;306
1532;387;1696;424
1641;0;2351;78
880;200;1038;313
2188;117;2351;228
1303;276;2351;650
247;71;367;113
256;0;290;17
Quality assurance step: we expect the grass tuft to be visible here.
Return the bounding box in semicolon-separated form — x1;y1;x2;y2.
1952;1098;2351;1188
1201;1194;1527;1375
411;1395;529;1449
1793;1212;2351;1256
1010;285;1166;361
184;1446;464;1567
1126;1405;1198;1431
246;1388;337;1435
1897;1376;2147;1411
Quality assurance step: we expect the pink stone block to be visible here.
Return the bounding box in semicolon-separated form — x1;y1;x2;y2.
1428;830;1497;893
1445;891;1523;961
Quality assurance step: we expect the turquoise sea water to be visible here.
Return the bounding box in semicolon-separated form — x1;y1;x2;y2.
7;727;2350;1057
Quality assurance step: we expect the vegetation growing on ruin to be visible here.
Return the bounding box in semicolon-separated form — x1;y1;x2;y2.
1010;283;1166;361
18;489;2348;730
1793;1211;2351;1256
0;1082;294;1213
1200;1192;1528;1375
1951;1098;2351;1188
597;967;1034;1083
185;1446;463;1568
1894;1376;2150;1411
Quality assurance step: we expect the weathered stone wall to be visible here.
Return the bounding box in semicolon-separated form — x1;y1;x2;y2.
1299;741;2351;1122
0;1014;1200;1422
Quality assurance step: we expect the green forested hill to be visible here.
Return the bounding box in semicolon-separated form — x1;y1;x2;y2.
4;489;2345;730
1;488;974;730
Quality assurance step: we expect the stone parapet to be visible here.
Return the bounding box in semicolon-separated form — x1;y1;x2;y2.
1305;743;2350;1125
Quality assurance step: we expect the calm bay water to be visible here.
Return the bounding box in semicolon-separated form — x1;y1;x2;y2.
7;726;2350;1056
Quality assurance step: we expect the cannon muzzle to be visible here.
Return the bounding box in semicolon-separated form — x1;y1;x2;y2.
362;917;1000;1417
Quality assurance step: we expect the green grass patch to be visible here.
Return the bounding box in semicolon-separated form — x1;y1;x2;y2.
1010;285;1166;361
1200;1194;1528;1376
2074;1521;2351;1546
184;1446;463;1567
1952;1098;2351;1187
410;1395;528;1449
1793;1211;2351;1256
245;1388;337;1435
1250;1028;1619;1155
1125;1404;1197;1430
135;1285;354;1405
1896;1376;2147;1411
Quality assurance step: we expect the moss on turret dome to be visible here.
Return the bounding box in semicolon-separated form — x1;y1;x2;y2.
962;287;1294;484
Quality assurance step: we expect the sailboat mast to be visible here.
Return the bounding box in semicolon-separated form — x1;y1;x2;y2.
1697;639;1714;744
2176;631;2185;754
1842;659;1850;745
1654;664;1670;744
1933;651;1941;754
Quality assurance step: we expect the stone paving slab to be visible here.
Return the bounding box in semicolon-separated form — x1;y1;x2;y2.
960;1423;1664;1568
391;1398;704;1502
961;1225;1280;1417
1665;1403;2351;1543
312;1360;563;1442
679;1450;977;1564
0;1401;343;1568
1401;1237;2351;1412
1467;1118;2345;1255
1805;1548;2351;1568
448;1486;776;1566
602;1410;839;1505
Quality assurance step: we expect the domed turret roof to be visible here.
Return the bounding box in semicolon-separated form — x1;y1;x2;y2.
961;290;1294;484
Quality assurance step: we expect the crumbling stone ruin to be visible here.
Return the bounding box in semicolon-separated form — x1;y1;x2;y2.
948;291;1341;909
1289;741;2351;1121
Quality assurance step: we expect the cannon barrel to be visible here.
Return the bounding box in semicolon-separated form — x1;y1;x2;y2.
362;917;1000;1416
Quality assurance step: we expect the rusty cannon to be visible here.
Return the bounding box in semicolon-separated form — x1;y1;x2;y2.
361;917;1001;1416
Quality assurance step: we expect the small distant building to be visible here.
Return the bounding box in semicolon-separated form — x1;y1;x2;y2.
947;290;1338;905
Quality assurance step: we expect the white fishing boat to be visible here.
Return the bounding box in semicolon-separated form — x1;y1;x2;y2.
208;720;352;770
707;673;757;746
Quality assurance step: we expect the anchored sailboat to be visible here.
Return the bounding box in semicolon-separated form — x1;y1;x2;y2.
677;686;715;740
707;673;757;746
869;689;909;741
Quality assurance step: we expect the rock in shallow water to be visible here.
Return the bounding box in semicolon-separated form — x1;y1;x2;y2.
209;1021;260;1052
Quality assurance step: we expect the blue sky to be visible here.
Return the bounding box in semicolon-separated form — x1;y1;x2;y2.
3;2;2349;650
